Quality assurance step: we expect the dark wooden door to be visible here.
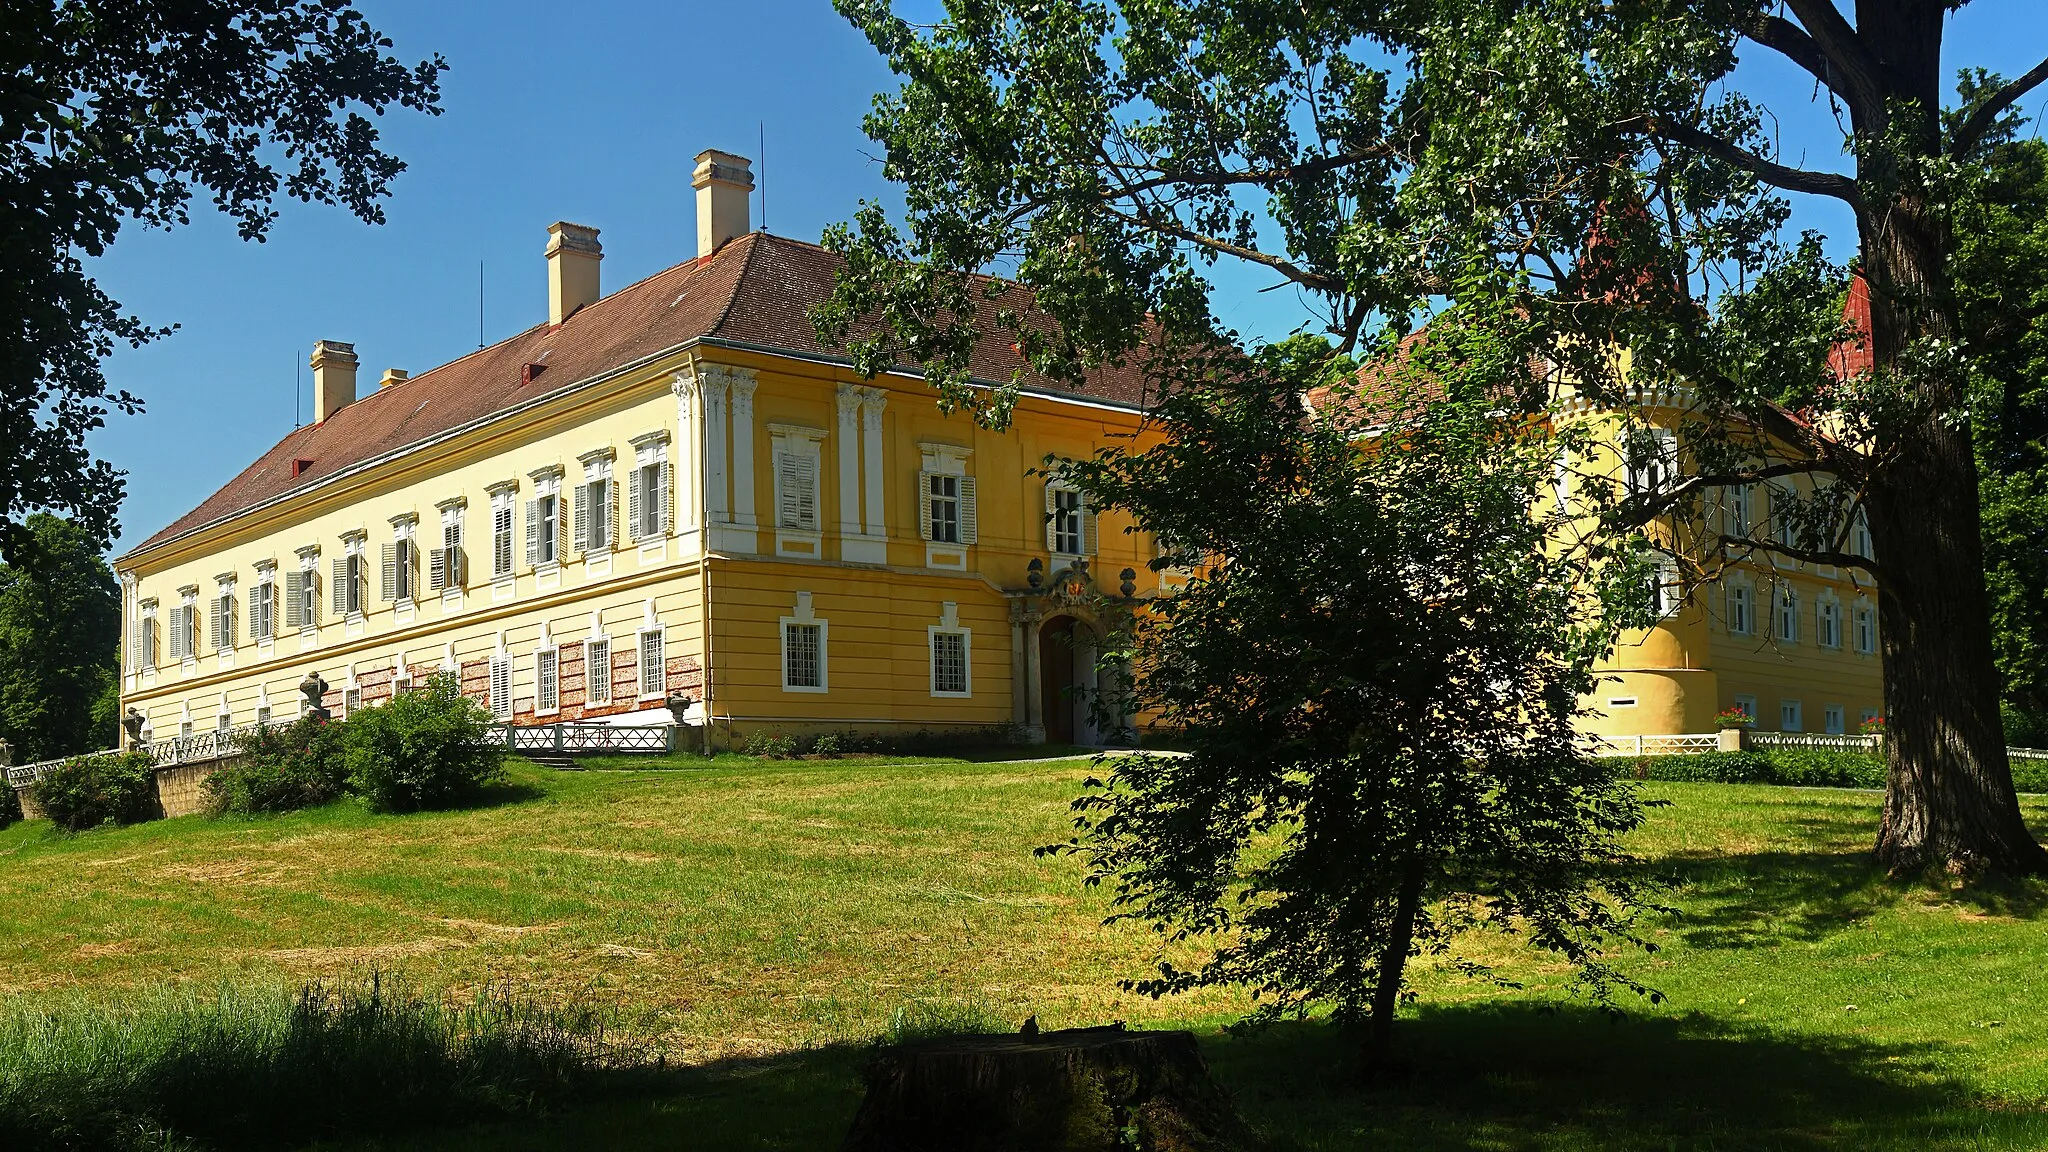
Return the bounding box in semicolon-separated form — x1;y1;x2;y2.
1041;616;1077;745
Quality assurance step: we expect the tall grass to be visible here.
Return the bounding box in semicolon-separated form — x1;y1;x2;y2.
0;978;643;1151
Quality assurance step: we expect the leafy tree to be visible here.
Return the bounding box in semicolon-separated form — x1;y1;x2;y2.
825;0;2048;876
0;513;120;761
1949;77;2048;747
1042;345;1660;1069
0;2;445;559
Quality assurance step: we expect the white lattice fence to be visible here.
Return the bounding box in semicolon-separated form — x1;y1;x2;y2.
1749;731;1881;753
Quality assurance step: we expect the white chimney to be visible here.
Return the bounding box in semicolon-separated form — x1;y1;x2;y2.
310;340;359;422
545;222;602;325
693;150;754;258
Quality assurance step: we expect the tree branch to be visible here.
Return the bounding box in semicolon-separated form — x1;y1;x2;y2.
1714;534;1880;580
1096;200;1347;294
1950;53;2048;159
1639;117;1862;206
1741;14;1846;100
1780;0;1885;114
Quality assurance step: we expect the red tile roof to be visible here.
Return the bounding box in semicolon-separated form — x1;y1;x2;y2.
127;233;1152;558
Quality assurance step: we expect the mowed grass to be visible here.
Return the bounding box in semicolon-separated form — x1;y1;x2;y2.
3;754;2047;1150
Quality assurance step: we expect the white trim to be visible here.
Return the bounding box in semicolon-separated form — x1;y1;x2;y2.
779;591;827;693
636;623;667;701
927;601;971;698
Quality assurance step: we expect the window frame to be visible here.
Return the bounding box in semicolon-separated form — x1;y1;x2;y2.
929;625;971;698
1774;584;1800;644
488;652;513;720
535;646;560;716
586;635;612;707
1780;699;1804;732
489;484;517;582
636;627;666;700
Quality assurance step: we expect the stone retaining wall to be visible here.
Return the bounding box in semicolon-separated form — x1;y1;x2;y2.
8;758;233;823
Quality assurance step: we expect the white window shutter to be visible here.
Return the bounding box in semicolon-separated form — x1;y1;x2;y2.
1044;483;1059;552
958;476;978;546
381;543;397;601
628;468;644;539
285;573;304;628
210;597;224;651
1080;492;1097;555
524;500;541;567
798;455;817;529
429;547;447;591
332;557;348;615
776;451;801;529
573;484;589;552
608;480;619;550
918;470;935;541
658;461;673;533
169;609;186;661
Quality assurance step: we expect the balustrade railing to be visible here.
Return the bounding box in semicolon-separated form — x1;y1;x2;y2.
490;722;674;756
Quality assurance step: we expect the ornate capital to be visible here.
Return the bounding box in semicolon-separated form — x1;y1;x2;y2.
836;382;862;416
670;366;700;401
858;385;887;429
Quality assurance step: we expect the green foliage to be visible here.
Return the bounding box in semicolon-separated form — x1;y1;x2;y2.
1043;350;1660;1062
27;752;154;832
1622;748;2048;796
344;674;506;813
0;3;444;554
0;979;636;1152
0;514;120;763
205;714;349;815
743;731;802;759
0;781;20;830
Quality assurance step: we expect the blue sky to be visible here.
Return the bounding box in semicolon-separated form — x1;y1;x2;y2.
91;0;2048;555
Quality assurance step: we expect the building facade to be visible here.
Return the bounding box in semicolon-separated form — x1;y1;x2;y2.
116;152;1159;751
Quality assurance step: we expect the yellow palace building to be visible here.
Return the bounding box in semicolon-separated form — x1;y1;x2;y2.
116;151;1157;751
115;149;1881;755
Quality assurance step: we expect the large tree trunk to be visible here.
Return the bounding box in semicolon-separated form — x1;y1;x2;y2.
1848;7;2047;876
1865;437;2048;876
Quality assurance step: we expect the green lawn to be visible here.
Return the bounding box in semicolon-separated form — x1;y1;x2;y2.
4;753;2047;1150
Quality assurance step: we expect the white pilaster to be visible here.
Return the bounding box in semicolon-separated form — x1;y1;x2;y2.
728;371;758;529
703;369;729;525
836;384;863;545
670;369;703;546
843;385;890;564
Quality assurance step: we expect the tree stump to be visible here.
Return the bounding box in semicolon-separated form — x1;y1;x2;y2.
839;1026;1263;1151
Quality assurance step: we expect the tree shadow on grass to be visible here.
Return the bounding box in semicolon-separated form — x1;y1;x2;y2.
1207;1005;2046;1151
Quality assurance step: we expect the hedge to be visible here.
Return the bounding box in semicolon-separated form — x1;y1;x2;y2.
1607;747;2048;795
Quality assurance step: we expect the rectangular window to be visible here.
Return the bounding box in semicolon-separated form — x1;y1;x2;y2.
1049;486;1089;556
576;477;612;553
489;654;512;720
217;709;232;733
492;496;515;579
586;637;612;706
382;537;416;602
1726;583;1753;636
343;685;362;716
1775;587;1799;644
1817;598;1841;649
432;517;466;591
1824;704;1846;735
1780;699;1803;732
931;630;969;696
782;622;823;691
1860;706;1881;726
1624;428;1677;495
638;629;665;698
536;648;559;714
1647;556;1680;618
1733;694;1758;721
210;589;236;652
251;580;274;642
1849;511;1873;560
332;552;364;618
1853;604;1877;654
256;705;272;726
1726;484;1754;537
775;448;819;530
630;454;669;542
929;473;960;543
527;492;560;566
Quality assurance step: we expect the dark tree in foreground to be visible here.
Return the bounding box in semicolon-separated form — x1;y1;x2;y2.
0;1;445;559
825;0;2048;877
0;514;120;762
1039;347;1661;1070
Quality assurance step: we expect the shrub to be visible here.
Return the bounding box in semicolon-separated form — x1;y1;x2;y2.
26;752;155;831
344;673;506;813
205;714;349;815
0;979;638;1152
1616;748;1886;789
810;732;844;757
742;731;800;759
0;782;20;829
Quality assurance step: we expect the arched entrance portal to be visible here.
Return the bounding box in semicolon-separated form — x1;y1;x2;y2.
1039;614;1097;746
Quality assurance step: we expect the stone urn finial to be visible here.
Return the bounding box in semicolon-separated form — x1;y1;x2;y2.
664;693;695;727
122;706;147;749
300;671;331;721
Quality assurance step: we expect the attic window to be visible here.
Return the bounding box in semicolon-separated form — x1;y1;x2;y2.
291;458;314;478
522;362;547;386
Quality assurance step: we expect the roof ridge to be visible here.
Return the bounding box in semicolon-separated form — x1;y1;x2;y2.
705;232;765;340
